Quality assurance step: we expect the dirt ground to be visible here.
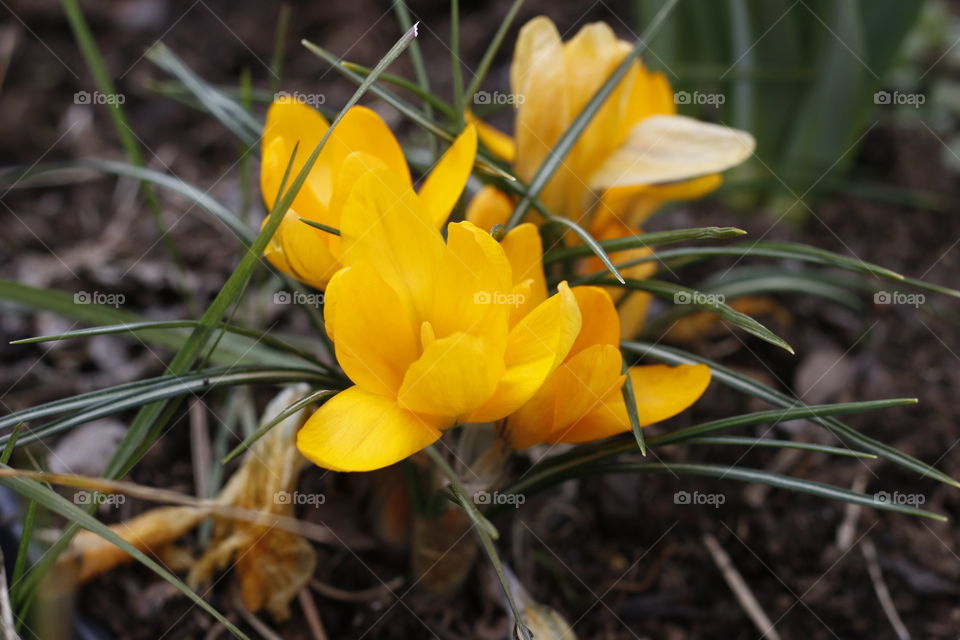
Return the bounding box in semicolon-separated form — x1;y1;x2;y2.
1;1;958;638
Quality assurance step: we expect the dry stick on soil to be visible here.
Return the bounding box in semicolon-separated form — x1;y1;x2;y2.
310;577;404;603
297;588;329;640
702;533;783;640
0;548;16;640
835;473;868;550
234;591;283;640
861;538;911;640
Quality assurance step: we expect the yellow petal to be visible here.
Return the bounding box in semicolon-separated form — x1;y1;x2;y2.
569;286;620;356
547;343;627;444
339;168;444;319
418;124;478;227
468;281;581;422
325;151;390;224
592;173;723;230
465;185;514;231
325;264;420;397
297;387;445;472
398;332;505;419
264;209;339;290
500;222;548;315
511;17;569;185
262;101;330;214
323;105;411;191
629;363;711;426
589;115;755;190
467;112;516;162
430;222;512;347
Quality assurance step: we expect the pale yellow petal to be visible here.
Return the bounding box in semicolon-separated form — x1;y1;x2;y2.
418;124;478;227
297;387;445;472
398;332;504;420
589;115;755;189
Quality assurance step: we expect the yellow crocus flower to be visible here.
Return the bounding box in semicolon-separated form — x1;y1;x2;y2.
468;16;754;230
261;97;478;289
296;168;583;472
506;286;711;448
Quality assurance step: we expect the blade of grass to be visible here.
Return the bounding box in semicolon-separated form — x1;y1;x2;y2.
269;4;291;95
222;389;336;463
15;25;421;601
542;215;624;284
679;435;878;458
504;0;680;228
59;0;194;310
623;341;960;488
450;0;464;120
620;359;645;455
464;0;525;102
544;226;747;264
10;320;330;370
424;447;533;640
392;0;436;156
586;462;947;520
611;278;794;353
298;218;341;236
0;472;252;639
147;42;262;146
340;62;455;119
503;398;913;498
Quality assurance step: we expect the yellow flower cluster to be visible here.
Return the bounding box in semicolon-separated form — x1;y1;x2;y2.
261;17;754;472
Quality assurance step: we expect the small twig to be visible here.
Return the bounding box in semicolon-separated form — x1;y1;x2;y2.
703;533;782;640
190;399;211;501
861;538;911;640
234;592;283;640
310;577;404;602
297;587;329;640
836;473;868;550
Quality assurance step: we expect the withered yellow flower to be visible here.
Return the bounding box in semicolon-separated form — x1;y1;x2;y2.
506;286;711;448
261;97;477;289
296;168;583;472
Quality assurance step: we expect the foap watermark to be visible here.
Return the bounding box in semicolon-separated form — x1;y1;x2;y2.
474;490;525;508
674;291;725;307
874;291;925;308
873;491;925;507
274;90;326;107
74;490;125;507
274;291;324;307
874;90;925;108
74;90;125;106
674;490;725;508
474;90;524;106
74;290;125;308
473;290;525;308
274;490;326;507
674;90;725;107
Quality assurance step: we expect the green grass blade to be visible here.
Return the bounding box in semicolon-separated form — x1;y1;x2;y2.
504;0;680;228
147;42;261;146
542;216;624;284
340;63;455;119
504;398;914;498
450;0;464;119
464;0;525;103
591;462;947;521
544;226;747;264
615;278;794;353
222;389;336;463
0;472;251;639
298;218;341;236
619;359;645;455
623;341;960;488
679;435;877;458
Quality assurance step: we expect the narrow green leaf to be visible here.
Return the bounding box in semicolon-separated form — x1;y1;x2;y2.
340;62;455;119
222;389;336;463
623;341;960;488
298;218;341;236
464;0;525;103
620;360;645;455
544;226;747;264
680;436;877;458
589;462;947;520
616;279;794;353
542;216;624;284
0;472;251;639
